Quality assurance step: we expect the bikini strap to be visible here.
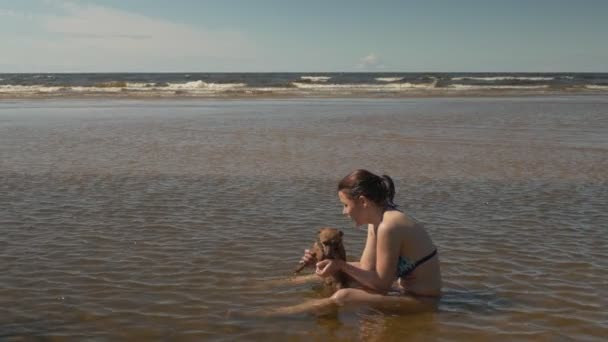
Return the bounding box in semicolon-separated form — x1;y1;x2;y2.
412;249;437;269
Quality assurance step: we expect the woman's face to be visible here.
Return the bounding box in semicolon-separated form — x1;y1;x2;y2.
338;190;364;226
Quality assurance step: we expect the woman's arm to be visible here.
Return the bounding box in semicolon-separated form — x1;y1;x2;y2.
358;224;376;270
318;222;401;292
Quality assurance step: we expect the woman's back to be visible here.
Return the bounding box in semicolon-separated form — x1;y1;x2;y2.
383;210;442;296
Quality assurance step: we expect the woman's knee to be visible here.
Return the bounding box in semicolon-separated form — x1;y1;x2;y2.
331;288;357;305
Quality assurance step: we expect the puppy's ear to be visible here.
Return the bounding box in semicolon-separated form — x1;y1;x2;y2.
339;230;343;237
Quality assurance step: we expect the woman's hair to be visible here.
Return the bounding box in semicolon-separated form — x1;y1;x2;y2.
338;169;397;207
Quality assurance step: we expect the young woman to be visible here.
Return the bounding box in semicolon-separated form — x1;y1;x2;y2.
273;169;441;315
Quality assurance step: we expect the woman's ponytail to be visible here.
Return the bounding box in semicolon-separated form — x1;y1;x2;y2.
380;174;397;208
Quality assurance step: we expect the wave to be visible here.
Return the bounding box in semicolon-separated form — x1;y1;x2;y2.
124;82;158;88
300;76;331;82
585;85;608;90
375;77;404;82
0;85;68;93
94;81;129;88
165;80;246;90
32;75;55;79
0;80;247;94
0;83;162;93
2;81;608;97
69;86;125;93
448;84;550;90
451;76;555;81
291;82;435;91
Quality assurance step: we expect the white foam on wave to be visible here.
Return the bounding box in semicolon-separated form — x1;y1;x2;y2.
300;76;332;82
28;75;56;80
0;81;246;95
375;77;404;82
125;82;157;89
88;82;157;90
0;85;65;93
244;87;294;94
165;80;246;91
70;86;124;93
449;84;549;90
291;82;435;91
585;85;608;90
0;84;147;94
452;76;554;81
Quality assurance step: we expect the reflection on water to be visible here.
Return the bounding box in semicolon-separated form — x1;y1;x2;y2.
1;97;607;340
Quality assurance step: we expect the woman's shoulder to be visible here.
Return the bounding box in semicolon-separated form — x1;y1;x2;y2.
382;209;417;229
378;210;417;239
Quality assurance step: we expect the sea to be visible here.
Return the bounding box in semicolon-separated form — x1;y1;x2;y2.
1;72;607;98
1;76;607;340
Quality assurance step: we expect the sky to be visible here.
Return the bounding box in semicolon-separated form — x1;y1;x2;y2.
1;0;607;72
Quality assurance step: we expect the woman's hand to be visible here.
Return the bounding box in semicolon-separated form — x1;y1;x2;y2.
299;249;316;267
315;259;344;277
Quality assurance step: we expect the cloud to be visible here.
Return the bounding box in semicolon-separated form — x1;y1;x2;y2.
59;33;152;40
0;8;35;19
0;9;17;17
0;2;258;71
357;53;385;70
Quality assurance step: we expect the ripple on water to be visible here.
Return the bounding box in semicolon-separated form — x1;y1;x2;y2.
1;98;607;340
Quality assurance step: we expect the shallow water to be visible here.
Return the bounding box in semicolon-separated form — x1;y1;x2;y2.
1;97;607;340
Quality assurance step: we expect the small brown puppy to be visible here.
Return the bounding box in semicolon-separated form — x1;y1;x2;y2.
294;227;348;290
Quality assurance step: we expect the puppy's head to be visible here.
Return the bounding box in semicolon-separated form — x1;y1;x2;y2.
316;227;345;261
294;227;346;274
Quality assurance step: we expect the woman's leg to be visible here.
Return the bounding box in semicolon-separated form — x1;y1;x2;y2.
331;288;439;314
259;288;437;317
262;297;339;316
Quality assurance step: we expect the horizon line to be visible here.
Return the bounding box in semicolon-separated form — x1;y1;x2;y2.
1;71;607;74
